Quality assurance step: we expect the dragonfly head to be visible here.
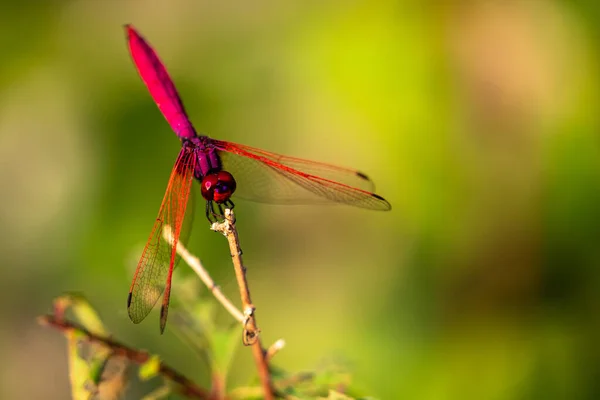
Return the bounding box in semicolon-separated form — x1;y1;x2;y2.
201;171;237;203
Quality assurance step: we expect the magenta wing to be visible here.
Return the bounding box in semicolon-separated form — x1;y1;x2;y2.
127;148;197;333
125;25;196;139
211;140;391;210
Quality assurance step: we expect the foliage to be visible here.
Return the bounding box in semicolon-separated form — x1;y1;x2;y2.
40;286;377;399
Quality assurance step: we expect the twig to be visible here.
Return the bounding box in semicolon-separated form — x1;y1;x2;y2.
163;225;245;323
38;315;210;400
266;339;286;361
211;209;275;400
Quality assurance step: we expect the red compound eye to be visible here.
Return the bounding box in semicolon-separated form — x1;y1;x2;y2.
201;171;236;203
201;174;219;201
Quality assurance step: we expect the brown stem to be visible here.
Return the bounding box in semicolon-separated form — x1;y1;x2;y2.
211;374;227;400
163;225;245;323
211;209;275;400
38;315;211;400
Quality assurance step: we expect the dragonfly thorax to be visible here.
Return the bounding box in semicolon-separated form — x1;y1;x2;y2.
201;171;237;203
182;137;236;203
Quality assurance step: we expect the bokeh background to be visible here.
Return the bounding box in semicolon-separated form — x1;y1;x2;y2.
1;0;599;398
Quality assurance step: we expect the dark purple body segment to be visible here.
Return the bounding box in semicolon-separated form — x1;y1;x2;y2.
126;25;197;139
183;136;223;180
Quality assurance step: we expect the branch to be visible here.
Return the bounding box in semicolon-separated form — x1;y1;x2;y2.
266;339;286;361
38;315;210;400
163;225;245;323
211;209;275;400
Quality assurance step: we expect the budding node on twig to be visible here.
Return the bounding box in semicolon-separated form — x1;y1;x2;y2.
266;339;286;361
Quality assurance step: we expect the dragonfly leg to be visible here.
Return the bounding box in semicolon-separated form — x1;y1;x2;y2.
205;201;218;223
223;199;235;210
205;199;236;223
205;201;212;222
205;200;227;223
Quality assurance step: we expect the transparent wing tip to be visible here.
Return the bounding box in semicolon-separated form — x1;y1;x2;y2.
127;291;145;324
160;304;168;334
354;170;378;192
356;171;371;181
372;193;392;211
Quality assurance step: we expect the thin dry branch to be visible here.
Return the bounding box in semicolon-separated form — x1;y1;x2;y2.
38;315;210;400
163;225;244;323
266;339;286;361
166;224;284;355
211;209;275;400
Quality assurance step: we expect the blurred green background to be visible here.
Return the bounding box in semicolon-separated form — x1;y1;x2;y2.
1;0;599;398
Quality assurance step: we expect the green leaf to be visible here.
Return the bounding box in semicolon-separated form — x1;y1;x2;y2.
228;385;265;400
210;323;241;375
87;355;110;386
141;382;172;400
54;293;108;336
319;390;355;400
170;310;211;364
66;332;94;400
313;369;351;389
139;354;162;381
172;271;203;304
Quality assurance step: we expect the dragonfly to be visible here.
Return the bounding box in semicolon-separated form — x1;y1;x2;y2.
124;24;391;333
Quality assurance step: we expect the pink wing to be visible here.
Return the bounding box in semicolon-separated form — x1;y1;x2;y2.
211;140;391;210
125;24;196;139
127;148;197;333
